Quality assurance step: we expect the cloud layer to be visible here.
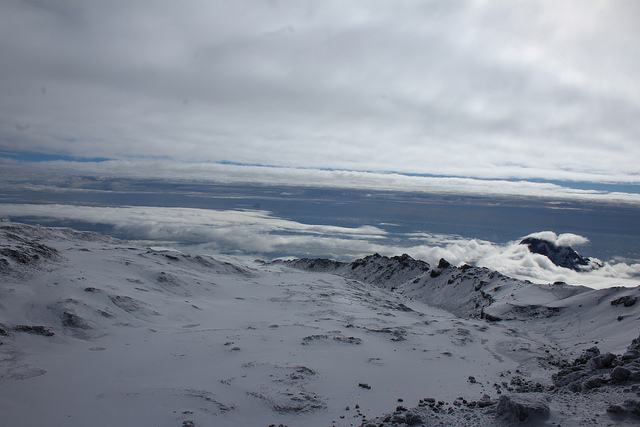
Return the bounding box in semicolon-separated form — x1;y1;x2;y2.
2;203;638;290
1;0;639;185
2;159;639;206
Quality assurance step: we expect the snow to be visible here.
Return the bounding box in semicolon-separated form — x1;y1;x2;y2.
1;223;639;426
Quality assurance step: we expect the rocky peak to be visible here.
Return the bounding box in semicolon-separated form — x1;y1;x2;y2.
519;237;592;271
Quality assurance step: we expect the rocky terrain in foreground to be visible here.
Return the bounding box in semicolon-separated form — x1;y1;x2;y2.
361;333;640;426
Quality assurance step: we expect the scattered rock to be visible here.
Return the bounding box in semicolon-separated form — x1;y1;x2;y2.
607;404;625;415
333;336;362;344
404;411;423;425
589;352;616;369
301;334;329;344
476;399;495;408
575;346;600;365
624;399;640;416
61;311;90;329
611;366;632;382
583;376;607;389
611;296;637;307
13;325;54;336
623;350;640;360
496;393;550;422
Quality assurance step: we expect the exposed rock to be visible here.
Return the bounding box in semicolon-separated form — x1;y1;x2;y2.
61;311;91;329
553;334;640;395
574;346;600;365
273;253;430;289
437;258;450;269
519;237;591;270
404;411;423;425
611;295;638;307
589;352;616;370
496;393;550;422
583;376;607;389
608;400;640;418
624;399;640;416
623;350;640;360
611;366;632;382
13;325;54;336
607;404;625;414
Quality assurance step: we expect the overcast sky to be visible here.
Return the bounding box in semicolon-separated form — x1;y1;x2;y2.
1;0;640;190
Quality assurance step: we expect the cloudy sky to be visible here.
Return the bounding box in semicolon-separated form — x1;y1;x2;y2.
1;0;639;196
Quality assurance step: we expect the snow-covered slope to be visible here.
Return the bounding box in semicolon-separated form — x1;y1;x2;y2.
277;253;640;355
1;223;639;426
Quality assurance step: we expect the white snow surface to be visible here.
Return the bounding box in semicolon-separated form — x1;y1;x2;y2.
1;223;639;426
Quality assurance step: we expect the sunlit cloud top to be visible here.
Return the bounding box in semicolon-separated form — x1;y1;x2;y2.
1;0;639;186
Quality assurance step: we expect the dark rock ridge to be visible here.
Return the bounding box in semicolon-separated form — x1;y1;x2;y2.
274;254;542;320
276;253;430;287
519;237;595;271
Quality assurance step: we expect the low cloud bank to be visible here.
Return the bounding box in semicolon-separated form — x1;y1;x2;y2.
0;204;388;259
1;204;638;289
403;234;640;290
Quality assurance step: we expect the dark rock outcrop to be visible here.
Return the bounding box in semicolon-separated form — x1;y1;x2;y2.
496;393;550;422
519;237;592;270
611;295;637;307
553;334;640;393
13;325;55;336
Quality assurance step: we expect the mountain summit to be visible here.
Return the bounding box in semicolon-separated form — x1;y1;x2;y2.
519;236;594;270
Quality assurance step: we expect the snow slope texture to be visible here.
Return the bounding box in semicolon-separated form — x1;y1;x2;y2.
1;223;639;426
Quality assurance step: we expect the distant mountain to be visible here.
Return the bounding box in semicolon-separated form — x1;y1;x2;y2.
519;236;597;271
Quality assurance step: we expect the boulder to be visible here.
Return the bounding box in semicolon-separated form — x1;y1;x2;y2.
611;366;632;382
496;393;550;422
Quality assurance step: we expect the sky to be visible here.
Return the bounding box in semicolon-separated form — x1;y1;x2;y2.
1;0;639;192
1;1;640;289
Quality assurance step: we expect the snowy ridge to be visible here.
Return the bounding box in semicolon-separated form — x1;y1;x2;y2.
1;223;639;426
277;253;640;354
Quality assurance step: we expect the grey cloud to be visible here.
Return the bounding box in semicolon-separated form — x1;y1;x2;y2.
0;0;639;183
2;159;639;205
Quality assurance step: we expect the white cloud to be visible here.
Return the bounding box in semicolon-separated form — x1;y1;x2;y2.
0;204;388;259
523;231;590;247
404;234;640;290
